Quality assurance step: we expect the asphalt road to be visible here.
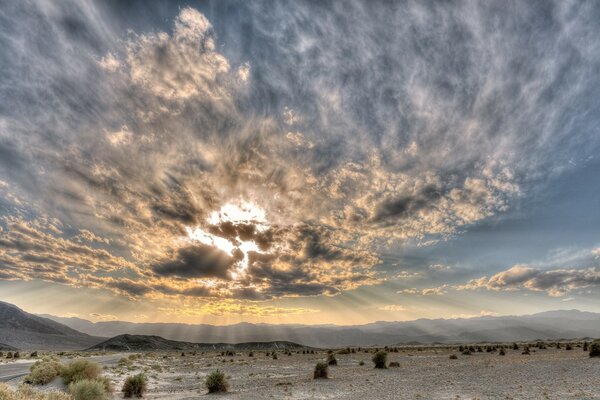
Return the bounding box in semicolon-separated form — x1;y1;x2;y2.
0;354;123;382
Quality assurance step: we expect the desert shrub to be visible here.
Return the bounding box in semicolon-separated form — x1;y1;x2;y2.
14;352;20;358
122;374;147;398
389;361;400;368
30;351;38;358
6;352;13;359
512;343;519;350
0;383;71;400
272;352;278;360
583;342;588;351
359;360;365;366
565;344;573;350
326;353;337;366
449;354;458;359
337;348;350;355
522;347;530;355
499;348;506;356
61;360;102;385
372;351;387;369
24;359;63;385
461;349;472;355
205;370;228;393
248;352;254;357
476;346;483;353
589;341;600;358
458;345;464;352
313;362;328;379
69;379;108;400
468;346;475;353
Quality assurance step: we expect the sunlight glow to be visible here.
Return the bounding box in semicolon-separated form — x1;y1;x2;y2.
186;200;269;279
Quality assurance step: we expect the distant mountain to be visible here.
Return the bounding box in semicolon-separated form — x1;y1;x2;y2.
43;309;600;348
0;301;103;350
87;334;308;352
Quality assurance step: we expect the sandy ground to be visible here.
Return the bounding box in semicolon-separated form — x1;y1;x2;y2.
3;346;600;399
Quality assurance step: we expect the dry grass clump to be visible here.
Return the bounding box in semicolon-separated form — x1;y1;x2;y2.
372;351;387;369
122;374;147;398
0;383;71;400
205;370;228;393
24;357;63;385
69;379;108;400
313;362;328;379
61;360;102;385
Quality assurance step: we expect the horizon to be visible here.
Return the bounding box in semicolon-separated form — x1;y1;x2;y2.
1;0;600;326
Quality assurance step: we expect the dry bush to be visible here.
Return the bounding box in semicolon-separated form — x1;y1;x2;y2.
69;379;108;400
313;362;328;379
24;358;63;385
61;360;102;385
122;374;147;398
372;351;388;369
0;384;71;400
205;370;228;393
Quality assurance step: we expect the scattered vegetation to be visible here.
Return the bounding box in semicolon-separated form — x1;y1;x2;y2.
499;348;506;356
449;354;458;359
388;361;400;368
122;374;147;398
372;351;388;369
461;349;472;355
522;346;530;355
205;370;228;393
313;362;328;379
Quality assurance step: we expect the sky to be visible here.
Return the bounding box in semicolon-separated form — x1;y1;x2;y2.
1;0;600;325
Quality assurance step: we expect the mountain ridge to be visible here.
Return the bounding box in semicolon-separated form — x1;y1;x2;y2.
41;309;600;348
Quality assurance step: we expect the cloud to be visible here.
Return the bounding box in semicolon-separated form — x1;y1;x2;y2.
1;1;600;307
458;265;600;297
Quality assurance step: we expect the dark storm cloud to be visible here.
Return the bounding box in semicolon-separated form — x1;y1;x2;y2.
153;243;237;279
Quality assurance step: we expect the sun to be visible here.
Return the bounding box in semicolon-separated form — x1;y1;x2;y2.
186;199;270;278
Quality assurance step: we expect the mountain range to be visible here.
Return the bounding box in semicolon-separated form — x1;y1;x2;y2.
42;309;600;348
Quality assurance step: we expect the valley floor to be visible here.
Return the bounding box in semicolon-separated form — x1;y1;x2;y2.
3;346;600;399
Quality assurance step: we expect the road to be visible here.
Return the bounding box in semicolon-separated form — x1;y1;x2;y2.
0;354;123;382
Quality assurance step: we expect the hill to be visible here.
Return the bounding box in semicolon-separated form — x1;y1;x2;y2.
0;301;104;350
87;334;309;351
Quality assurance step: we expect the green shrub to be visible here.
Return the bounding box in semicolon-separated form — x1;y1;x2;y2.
372;351;387;369
313;362;328;379
589;341;600;358
122;374;147;398
205;370;228;393
69;379;108;400
61;360;102;385
24;359;62;385
326;353;337;366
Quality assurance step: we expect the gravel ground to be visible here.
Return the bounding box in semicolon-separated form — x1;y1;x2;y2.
6;346;600;399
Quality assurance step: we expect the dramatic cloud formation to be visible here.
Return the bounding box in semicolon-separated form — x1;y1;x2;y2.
1;0;600;319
